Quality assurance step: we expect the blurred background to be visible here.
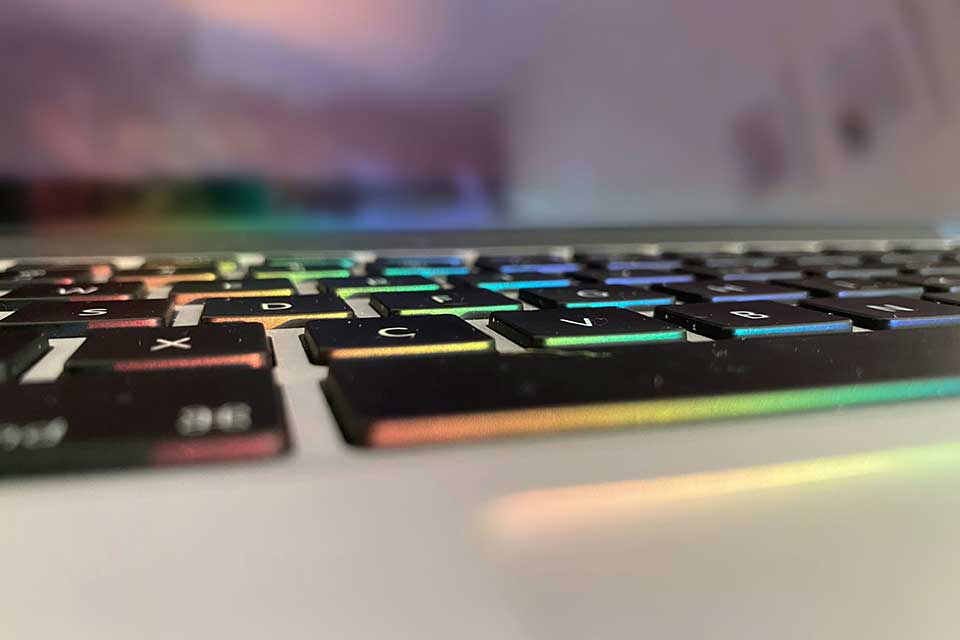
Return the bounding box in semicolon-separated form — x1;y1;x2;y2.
2;0;960;229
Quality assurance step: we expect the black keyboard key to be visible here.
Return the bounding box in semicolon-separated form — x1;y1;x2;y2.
448;272;572;291
170;279;295;305
655;301;851;339
862;251;945;266
366;257;469;277
923;292;960;306
249;265;353;282
0;282;146;302
898;263;960;277
764;253;862;268
780;277;923;298
653;281;807;303
574;269;694;286
65;325;272;373
0;300;173;337
803;265;899;279
14;263;113;279
685;265;805;281
519;285;675;309
475;255;580;274
113;267;220;288
369;289;520;319
201;294;353;328
316;276;441;298
801;296;960;329
489;308;685;348
681;254;777;268
304;315;494;362
141;255;239;274
0;370;288;476
1;268;92;285
324;328;960;447
894;275;960;293
575;254;683;271
0;330;49;383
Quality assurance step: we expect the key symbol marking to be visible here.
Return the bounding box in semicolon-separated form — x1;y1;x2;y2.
431;295;454;304
151;337;192;352
866;304;915;314
58;287;98;295
576;289;610;298
730;310;770;319
78;308;108;317
261;302;292;311
707;284;747;293
560;317;607;327
378;327;416;339
366;278;389;286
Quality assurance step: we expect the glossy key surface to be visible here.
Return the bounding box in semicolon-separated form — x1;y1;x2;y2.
779;277;923;298
316;276;440;298
489;308;685;348
519;285;675;309
0;300;173;337
303;315;494;362
653;281;807;302
325;328;960;447
656;300;851;339
170;279;295;305
369;289;521;319
574;269;694;286
248;265;353;281
0;282;146;302
575;254;683;271
801;296;960;329
201;294;352;328
685;265;805;281
113;267;219;287
0;330;49;383
0;370;288;476
475;255;580;274
448;272;573;291
65;324;273;373
894;275;960;292
803;265;899;279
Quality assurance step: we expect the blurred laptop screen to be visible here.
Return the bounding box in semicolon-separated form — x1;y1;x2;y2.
2;0;960;229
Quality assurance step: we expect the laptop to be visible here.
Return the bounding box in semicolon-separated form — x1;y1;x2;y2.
4;1;960;638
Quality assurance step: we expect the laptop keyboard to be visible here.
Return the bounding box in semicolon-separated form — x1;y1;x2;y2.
5;240;960;475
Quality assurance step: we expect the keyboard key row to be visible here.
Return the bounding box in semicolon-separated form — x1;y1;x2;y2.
323;328;960;447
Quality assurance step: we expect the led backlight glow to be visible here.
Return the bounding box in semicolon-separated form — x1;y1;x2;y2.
205;312;352;329
378;267;471;277
369;377;960;447
479;279;571;291
253;270;351;281
731;322;851;337
329;340;492;359
395;305;520;318
173;288;294;305
565;299;674;309
332;284;440;298
541;331;685;347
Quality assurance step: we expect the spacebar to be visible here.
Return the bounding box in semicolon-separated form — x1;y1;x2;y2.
323;328;960;447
